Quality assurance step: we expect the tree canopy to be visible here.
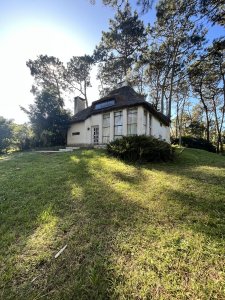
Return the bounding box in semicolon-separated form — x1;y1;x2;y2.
21;88;70;147
94;2;147;95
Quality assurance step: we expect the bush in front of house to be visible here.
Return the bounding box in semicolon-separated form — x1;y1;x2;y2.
172;136;216;153
107;135;174;162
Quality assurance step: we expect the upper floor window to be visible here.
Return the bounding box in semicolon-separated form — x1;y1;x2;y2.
114;111;123;139
127;108;137;136
95;99;115;110
102;113;110;144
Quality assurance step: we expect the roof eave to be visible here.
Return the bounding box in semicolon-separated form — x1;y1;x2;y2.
70;102;170;126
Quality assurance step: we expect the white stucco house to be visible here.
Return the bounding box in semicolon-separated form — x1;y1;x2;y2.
67;86;170;146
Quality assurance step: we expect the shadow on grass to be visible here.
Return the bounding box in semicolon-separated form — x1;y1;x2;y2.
0;151;152;299
1;149;225;299
139;149;225;240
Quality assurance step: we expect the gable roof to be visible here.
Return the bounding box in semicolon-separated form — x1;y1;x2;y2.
70;86;170;126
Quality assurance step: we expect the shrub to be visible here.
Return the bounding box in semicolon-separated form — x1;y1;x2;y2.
172;136;216;153
107;135;174;162
0;116;13;153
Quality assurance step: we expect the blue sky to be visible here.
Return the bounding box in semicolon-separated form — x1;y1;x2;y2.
0;0;224;123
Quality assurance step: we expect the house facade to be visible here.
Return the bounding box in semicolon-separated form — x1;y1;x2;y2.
67;86;170;146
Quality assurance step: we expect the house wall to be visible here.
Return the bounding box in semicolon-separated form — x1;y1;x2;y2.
67;122;86;145
67;113;102;145
151;114;170;142
67;106;170;145
137;106;170;142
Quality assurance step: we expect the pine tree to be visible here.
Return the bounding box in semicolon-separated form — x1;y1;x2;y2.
65;55;93;107
144;0;206;117
94;2;147;94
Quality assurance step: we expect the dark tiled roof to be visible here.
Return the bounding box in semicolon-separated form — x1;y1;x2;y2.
70;86;170;126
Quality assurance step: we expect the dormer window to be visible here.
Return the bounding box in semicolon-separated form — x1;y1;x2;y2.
94;99;115;110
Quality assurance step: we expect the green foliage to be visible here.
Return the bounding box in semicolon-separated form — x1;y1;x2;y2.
188;38;225;148
199;0;225;25
91;0;153;13
150;0;206;117
65;55;94;107
107;135;174;162
0;118;35;153
188;120;206;138
11;123;34;151
26;55;66;103
0;116;13;153
94;2;147;94
172;136;216;152
21;89;70;147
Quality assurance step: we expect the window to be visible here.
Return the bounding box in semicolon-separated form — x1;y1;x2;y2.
143;110;147;135
149;114;152;135
127;108;137;136
92;126;99;144
95;99;115;110
114;111;123;139
72;132;80;136
102;113;110;144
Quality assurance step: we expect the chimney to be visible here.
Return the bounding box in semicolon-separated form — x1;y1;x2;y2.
74;96;86;115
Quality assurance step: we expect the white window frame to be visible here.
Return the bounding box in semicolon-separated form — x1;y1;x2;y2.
127;107;137;136
114;110;123;139
102;113;110;144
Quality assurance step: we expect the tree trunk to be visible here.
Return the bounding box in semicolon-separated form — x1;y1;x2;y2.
219;63;225;153
179;97;186;147
167;42;179;118
84;80;88;108
199;88;210;142
205;110;210;143
175;101;179;138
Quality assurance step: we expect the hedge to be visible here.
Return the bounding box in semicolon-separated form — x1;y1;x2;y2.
107;135;174;162
172;136;216;153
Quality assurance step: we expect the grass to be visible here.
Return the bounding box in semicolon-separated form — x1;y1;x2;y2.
0;148;225;299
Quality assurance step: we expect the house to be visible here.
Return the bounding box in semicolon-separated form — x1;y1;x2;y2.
67;86;170;146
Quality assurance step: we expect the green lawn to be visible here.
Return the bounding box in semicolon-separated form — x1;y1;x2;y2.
0;149;225;299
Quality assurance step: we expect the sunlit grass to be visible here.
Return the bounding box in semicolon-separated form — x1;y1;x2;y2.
0;149;225;299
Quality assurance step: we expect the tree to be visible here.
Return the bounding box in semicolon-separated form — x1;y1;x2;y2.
90;0;153;12
188;60;213;142
199;0;225;26
206;39;225;152
189;38;225;151
188;120;206;138
26;55;66;105
21;89;70;147
172;79;189;144
141;43;173;112
11;123;34;151
65;55;93;107
94;2;147;94
0;116;13;153
92;0;224;25
147;0;206;118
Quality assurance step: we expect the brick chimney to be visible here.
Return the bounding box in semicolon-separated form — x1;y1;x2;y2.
74;96;86;115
